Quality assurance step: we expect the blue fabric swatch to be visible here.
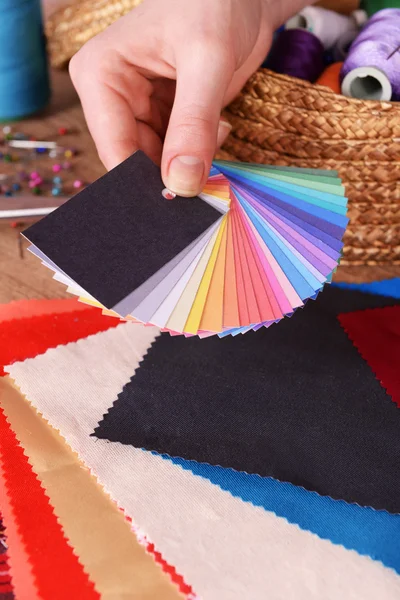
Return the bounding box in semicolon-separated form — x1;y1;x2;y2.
332;279;400;299
167;455;400;575
167;282;400;573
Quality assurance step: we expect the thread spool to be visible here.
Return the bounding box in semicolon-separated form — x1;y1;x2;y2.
317;62;343;94
341;65;393;100
341;8;400;101
332;29;359;62
0;0;50;121
261;26;287;67
265;29;325;83
286;6;362;50
331;10;368;61
316;0;361;14
351;9;368;27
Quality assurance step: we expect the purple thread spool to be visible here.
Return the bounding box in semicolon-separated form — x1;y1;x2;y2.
265;29;325;83
341;8;400;101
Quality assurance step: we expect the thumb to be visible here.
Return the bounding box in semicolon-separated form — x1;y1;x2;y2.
162;48;233;197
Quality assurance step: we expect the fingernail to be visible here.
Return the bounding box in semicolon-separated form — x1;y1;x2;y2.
167;155;204;197
217;119;232;148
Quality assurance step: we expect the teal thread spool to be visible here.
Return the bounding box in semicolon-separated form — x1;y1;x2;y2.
0;0;50;122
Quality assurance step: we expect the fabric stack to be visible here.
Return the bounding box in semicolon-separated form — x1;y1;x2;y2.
0;278;400;599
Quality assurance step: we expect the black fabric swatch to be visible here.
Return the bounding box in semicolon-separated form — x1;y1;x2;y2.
24;151;220;309
95;286;400;513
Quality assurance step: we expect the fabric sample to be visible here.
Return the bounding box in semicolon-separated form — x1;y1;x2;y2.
0;515;14;600
0;308;121;376
0;307;188;598
7;323;400;600
168;455;400;574
0;460;39;600
24;150;221;310
0;306;190;598
0;298;88;324
0;408;99;600
333;279;400;299
95;286;400;513
338;305;400;409
0;378;187;600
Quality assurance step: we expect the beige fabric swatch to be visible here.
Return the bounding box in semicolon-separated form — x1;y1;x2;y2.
0;374;183;600
6;323;400;600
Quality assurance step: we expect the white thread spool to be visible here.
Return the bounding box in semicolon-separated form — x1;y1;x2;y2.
332;29;358;61
332;11;368;62
286;6;364;50
341;66;392;101
351;9;368;29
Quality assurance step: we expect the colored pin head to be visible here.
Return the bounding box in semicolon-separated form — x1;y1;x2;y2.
162;188;176;200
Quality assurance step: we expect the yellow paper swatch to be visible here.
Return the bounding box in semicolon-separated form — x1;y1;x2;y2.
184;217;227;334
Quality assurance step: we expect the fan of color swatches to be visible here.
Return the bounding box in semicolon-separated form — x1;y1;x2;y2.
23;151;348;337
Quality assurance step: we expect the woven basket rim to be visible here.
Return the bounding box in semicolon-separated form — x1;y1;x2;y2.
257;69;398;110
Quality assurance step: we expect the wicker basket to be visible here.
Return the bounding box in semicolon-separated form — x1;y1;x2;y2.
218;70;400;266
46;0;143;68
47;0;400;266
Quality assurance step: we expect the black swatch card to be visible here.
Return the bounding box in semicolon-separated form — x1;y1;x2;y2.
94;286;400;513
24;151;221;310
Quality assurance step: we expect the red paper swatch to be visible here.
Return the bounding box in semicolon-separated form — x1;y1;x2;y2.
0;408;99;600
339;305;400;408
0;308;121;376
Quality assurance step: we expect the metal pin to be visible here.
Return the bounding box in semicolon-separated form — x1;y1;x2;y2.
18;233;24;259
8;140;58;150
387;44;400;60
1;207;59;220
0;196;68;221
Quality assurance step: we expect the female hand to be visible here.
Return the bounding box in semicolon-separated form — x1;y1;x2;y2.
70;0;303;196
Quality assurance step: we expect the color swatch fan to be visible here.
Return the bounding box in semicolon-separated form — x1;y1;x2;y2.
23;151;348;337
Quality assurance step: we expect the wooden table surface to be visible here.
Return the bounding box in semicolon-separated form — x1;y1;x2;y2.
1;70;399;304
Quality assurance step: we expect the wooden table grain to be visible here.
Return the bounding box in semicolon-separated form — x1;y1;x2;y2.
1;70;399;304
0;70;106;303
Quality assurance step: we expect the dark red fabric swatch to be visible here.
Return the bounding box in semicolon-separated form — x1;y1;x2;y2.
339;305;400;409
0;514;14;599
0;409;99;600
0;308;121;376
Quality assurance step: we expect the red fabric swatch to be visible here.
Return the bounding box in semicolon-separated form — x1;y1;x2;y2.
147;542;193;597
124;514;194;597
0;301;191;596
0;408;99;600
0;298;88;324
339;305;400;408
0;459;39;600
0;308;121;376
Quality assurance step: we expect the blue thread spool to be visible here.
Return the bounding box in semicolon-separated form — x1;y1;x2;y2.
0;0;50;121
